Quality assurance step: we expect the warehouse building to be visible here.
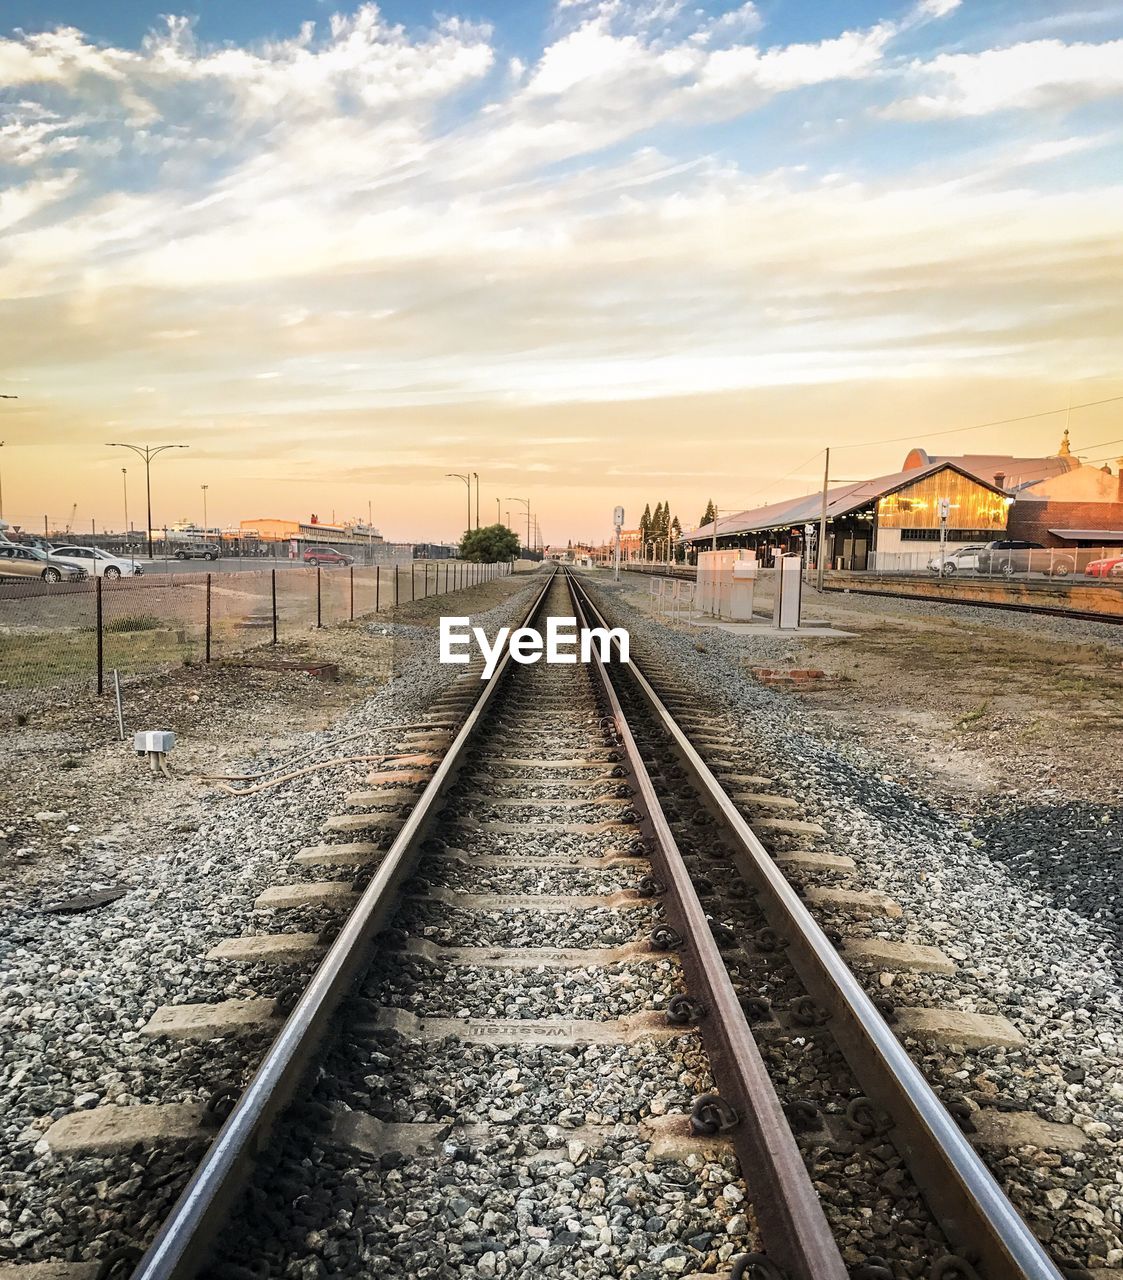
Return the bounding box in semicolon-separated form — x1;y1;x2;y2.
683;460;1009;568
684;432;1122;567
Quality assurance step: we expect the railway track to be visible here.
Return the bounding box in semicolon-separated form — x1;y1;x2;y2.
17;569;1097;1279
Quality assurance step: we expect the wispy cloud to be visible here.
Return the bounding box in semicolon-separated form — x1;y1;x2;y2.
1;2;1122;535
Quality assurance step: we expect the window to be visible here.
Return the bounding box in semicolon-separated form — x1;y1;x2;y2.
878;471;1007;533
899;528;996;542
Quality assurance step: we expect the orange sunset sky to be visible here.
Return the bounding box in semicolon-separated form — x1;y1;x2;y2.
2;1;1122;543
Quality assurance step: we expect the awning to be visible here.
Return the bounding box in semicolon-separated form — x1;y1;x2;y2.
1048;528;1123;542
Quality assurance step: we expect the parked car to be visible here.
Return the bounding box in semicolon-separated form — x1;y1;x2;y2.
303;544;354;566
172;543;220;561
48;545;144;579
926;545;985;576
974;539;1046;576
1085;553;1123;578
0;544;87;583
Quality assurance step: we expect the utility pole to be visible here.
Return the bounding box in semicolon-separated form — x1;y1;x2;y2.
506;497;531;556
816;447;830;592
106;442;189;559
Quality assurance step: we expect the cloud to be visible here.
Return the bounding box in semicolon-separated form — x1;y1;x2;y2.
1;2;1122;540
886;38;1123;118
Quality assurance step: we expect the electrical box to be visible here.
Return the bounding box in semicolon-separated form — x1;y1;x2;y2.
134;730;176;754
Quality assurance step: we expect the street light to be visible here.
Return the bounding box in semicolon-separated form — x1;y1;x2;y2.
473;472;479;530
506;497;531;556
201;484;209;539
0;441;5;523
106;442;189;559
122;468;129;536
446;473;472;535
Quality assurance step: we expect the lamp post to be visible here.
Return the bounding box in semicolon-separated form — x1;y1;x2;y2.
495;498;500;524
0;440;5;523
446;473;472;536
122;468;129;535
106;442;189;560
506;497;531;556
473;472;479;530
201;484;209;540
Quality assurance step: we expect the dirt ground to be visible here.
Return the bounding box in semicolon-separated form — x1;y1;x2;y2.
0;572;531;893
798;597;1123;803
616;571;1123;805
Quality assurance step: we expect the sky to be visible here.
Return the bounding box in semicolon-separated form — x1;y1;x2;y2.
1;0;1122;544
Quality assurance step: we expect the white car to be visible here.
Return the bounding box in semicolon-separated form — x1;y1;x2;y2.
48;545;145;579
926;545;985;576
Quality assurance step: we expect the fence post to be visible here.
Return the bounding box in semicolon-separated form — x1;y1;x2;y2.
411;564;416;602
205;573;212;662
394;565;399;605
96;576;104;696
376;565;381;613
271;569;278;645
316;566;322;628
349;565;355;621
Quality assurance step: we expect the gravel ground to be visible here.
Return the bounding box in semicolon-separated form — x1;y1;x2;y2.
0;572;544;1266
588;570;1123;1270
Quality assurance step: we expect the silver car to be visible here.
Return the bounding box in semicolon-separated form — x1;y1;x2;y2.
0;544;87;582
927;545;985;576
48;545;144;579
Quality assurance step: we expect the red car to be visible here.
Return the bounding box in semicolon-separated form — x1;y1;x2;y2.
303;544;354;566
1084;554;1123;578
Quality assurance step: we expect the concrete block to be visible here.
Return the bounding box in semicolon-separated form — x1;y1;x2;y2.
970;1109;1087;1152
755;817;825;836
255;881;358;910
142;998;278;1039
895;1007;1025;1049
735;793;799;810
842;938;955;974
41;1103;206;1155
207;933;324;963
344;789;420;807
774;851;856;873
805;886;903;918
295;843;381;867
324;812;403;834
0;1266;100;1280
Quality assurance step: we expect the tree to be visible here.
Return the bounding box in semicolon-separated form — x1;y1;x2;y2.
459;523;520;562
699;498;716;529
671;515;683;562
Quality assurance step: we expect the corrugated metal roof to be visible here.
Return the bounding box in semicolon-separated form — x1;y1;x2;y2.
684;461;999;543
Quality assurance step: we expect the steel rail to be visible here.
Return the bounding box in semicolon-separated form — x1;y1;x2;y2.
570;571;1064;1280
564;570;848;1280
129;569;558;1280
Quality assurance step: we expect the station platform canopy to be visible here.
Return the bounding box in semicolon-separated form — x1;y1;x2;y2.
682;460;1004;544
1049;528;1123;542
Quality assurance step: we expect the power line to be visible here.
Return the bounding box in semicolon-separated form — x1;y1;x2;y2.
831;393;1123;452
1073;435;1123;453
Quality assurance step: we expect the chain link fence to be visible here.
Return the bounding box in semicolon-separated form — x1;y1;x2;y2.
0;561;509;718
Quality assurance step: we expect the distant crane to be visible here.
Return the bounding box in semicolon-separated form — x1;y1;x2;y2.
65;503;77;534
